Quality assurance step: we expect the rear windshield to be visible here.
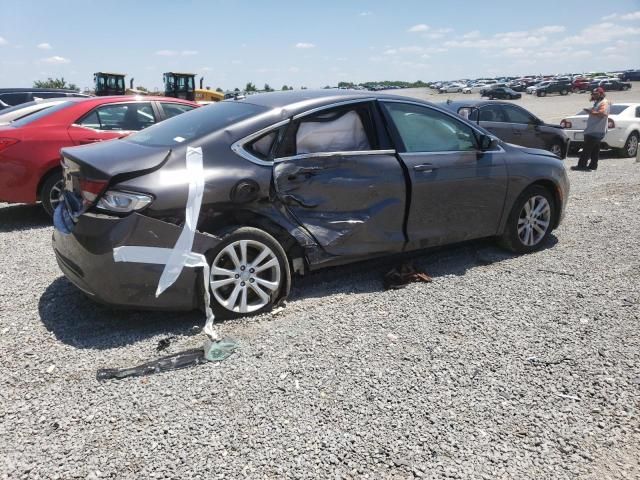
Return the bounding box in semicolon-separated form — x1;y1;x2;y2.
10;101;73;127
126;101;267;147
609;105;629;115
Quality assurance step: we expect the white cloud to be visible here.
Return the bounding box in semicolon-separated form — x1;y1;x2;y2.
41;55;70;64
231;59;243;65
37;42;52;50
201;67;213;71
359;11;372;16
156;49;177;56
602;11;640;21
0;36;7;46
181;50;198;56
563;22;640;45
504;47;526;56
295;42;315;49
535;25;565;34
408;24;429;32
462;30;481;39
383;48;398;55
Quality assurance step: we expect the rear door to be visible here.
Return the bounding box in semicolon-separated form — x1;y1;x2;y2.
67;102;157;145
272;101;407;257
475;104;514;143
381;100;508;248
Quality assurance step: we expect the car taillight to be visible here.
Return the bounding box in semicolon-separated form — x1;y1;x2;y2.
560;120;572;129
79;178;108;203
608;118;615;129
0;138;20;152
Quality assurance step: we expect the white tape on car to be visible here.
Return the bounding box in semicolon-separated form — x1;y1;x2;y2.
113;146;219;342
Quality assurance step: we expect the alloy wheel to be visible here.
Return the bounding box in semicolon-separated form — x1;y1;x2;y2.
49;179;64;211
517;195;551;247
627;134;638;157
210;239;281;314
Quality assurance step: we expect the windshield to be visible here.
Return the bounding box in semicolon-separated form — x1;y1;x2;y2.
10;101;73;127
126;101;267;147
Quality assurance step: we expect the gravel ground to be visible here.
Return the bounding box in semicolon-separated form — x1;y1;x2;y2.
1;132;640;478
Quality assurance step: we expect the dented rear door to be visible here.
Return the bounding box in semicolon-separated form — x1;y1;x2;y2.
272;101;406;257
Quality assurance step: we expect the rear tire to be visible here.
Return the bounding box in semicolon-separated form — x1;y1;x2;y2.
538;90;547;97
40;172;64;217
560;89;568;95
206;226;291;320
499;185;555;254
617;132;639;158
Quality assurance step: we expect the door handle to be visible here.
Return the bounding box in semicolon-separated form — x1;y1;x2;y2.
413;163;437;173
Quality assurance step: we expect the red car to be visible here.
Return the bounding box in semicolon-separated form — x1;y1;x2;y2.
0;96;198;215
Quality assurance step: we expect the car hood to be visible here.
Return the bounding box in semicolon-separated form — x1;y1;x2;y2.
510;144;561;159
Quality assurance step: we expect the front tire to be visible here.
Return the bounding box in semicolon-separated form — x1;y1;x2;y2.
538;90;547;97
207;227;291;319
549;142;563;157
40;172;64;217
499;186;555;254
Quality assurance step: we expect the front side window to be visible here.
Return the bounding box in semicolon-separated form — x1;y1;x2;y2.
503;105;536;124
384;102;477;153
78;103;156;131
479;105;509;123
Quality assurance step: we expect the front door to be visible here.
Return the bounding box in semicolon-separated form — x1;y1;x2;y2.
273;102;406;257
381;101;508;248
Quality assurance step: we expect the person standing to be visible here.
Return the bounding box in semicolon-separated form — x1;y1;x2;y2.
572;87;610;171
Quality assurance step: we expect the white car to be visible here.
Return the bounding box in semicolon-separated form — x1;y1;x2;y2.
527;81;551;94
438;83;464;93
561;103;640;157
462;84;487;94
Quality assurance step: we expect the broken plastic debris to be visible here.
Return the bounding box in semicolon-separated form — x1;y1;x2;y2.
96;339;237;381
383;263;433;290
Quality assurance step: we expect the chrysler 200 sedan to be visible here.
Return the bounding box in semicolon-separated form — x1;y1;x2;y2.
53;90;569;319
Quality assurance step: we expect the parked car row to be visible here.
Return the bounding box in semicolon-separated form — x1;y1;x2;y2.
0;88;89;110
0;95;198;215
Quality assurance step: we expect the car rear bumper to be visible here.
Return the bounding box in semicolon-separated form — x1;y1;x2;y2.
564;129;626;149
52;211;220;310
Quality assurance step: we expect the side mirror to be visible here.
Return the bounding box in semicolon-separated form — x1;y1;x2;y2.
479;134;498;151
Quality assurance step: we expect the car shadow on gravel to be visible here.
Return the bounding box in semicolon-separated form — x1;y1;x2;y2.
0;203;51;232
39;235;557;349
39;277;203;350
287;235;558;301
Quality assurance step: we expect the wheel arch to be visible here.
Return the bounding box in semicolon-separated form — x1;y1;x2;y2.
36;165;62;201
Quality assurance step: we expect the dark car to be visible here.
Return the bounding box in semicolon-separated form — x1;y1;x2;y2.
481;86;521;100
590;79;632;91
0;88;89;110
534;81;571;97
53;91;569;319
442;100;569;158
618;70;640;81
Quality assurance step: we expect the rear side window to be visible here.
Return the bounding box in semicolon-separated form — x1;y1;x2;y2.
503;105;536;124
384;102;477;153
10;101;73;127
0;92;31;106
126;101;267;147
276;103;376;157
161;102;196;119
78;103;156;131
479;105;508;123
608;105;629;115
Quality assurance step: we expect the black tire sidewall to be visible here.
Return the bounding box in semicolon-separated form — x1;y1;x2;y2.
623;132;639;158
40;172;63;217
501;186;555;254
205;226;290;320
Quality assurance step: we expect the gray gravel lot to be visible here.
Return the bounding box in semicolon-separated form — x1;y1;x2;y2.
1;95;639;479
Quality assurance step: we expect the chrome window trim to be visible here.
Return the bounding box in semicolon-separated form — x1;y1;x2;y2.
230;118;291;166
399;145;505;156
274;149;396;163
379;98;505;153
291;98;376;120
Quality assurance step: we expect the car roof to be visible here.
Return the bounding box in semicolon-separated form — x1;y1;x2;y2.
56;95;199;106
229;89;432;115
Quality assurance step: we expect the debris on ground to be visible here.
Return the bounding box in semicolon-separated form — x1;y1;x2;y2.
383;263;433;290
156;335;177;352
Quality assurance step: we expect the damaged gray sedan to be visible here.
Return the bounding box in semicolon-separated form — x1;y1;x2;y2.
53;90;569;318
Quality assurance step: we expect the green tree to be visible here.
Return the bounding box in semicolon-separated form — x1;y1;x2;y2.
216;87;223;93
281;85;289;91
245;82;257;92
135;85;149;92
234;87;240;92
33;77;78;91
264;83;273;92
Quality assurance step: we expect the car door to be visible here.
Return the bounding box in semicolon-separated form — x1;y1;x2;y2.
381;100;508;248
272;101;407;257
67;102;157;145
501;104;545;149
474;104;514;143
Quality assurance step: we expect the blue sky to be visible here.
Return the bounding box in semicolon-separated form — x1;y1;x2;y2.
1;0;639;91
